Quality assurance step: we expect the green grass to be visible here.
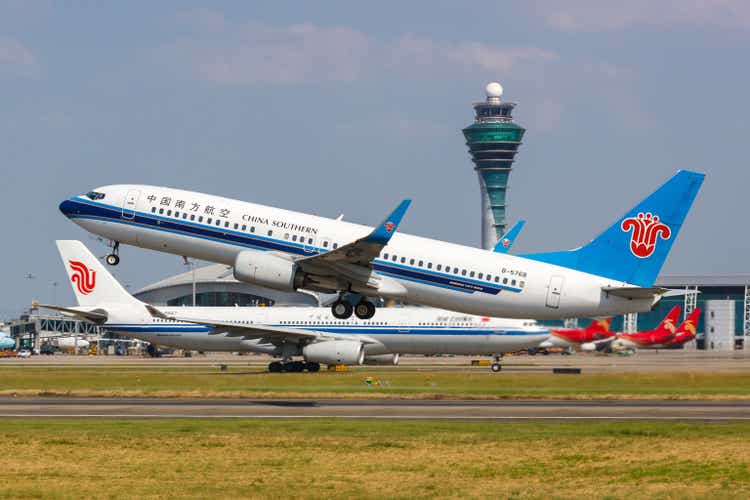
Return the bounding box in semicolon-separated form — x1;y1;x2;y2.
1;419;749;498
1;365;749;399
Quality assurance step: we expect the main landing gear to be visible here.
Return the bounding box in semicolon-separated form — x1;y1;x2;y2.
331;295;376;320
268;360;321;373
105;241;120;266
490;354;504;373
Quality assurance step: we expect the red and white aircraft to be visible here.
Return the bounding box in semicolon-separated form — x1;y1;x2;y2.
611;306;682;350
537;318;614;353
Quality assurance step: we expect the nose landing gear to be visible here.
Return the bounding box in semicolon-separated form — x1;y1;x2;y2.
105;241;120;266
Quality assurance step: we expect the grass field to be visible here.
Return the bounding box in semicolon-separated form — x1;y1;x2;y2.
1;365;750;399
1;419;749;499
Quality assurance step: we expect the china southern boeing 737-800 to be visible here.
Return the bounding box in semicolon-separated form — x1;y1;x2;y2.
59;170;704;321
36;241;550;372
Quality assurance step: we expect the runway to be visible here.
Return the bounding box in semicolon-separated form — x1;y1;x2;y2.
1;397;749;420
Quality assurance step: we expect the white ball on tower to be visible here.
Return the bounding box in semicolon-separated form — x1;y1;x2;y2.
485;82;503;99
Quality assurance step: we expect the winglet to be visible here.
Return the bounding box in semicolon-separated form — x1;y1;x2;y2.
492;220;525;253
367;199;411;245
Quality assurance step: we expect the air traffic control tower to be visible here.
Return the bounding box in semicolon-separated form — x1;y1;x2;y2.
463;82;526;249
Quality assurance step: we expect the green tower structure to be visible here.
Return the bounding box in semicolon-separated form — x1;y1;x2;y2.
462;82;526;249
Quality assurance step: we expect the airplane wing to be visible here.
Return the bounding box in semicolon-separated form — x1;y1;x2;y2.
32;301;108;323
145;305;377;344
601;286;669;300
492;220;525;254
293;199;411;294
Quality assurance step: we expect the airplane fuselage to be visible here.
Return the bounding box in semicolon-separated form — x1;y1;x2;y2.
60;185;657;320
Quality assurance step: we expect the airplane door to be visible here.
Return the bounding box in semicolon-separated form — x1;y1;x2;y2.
121;190;140;220
546;276;564;309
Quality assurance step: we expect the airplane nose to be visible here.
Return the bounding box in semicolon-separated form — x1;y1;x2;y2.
59;199;77;217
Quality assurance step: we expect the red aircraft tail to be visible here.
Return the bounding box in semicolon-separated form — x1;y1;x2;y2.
585;318;612;333
676;308;701;339
655;306;681;334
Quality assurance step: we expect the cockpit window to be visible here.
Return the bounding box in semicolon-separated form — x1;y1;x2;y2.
85;191;105;200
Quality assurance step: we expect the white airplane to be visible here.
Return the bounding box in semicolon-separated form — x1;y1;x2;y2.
59;170;704;321
52;336;90;350
36;241;551;372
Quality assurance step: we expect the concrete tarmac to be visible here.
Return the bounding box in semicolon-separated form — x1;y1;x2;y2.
1;397;749;420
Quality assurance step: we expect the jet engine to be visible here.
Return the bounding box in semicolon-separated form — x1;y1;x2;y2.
233;251;304;292
580;342;597;352
363;353;400;365
302;340;365;365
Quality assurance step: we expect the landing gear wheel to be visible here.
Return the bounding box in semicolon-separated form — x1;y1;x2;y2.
354;300;376;320
331;300;353;319
288;361;305;373
490;363;502;373
105;254;120;266
268;361;283;373
305;362;321;372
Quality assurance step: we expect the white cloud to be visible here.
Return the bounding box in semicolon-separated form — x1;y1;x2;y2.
543;0;750;31
157;10;554;87
0;37;40;79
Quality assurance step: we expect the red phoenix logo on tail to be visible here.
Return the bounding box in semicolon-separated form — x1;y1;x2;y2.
68;260;96;295
621;212;671;258
384;222;395;233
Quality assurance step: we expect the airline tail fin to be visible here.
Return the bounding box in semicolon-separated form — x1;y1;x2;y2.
521;170;704;286
656;306;681;333
493;220;525;254
56;240;141;307
677;308;701;336
585;317;611;333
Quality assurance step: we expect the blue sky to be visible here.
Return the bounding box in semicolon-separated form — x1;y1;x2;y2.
1;1;749;316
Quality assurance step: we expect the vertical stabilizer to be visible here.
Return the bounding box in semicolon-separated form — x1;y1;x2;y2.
56;240;141;307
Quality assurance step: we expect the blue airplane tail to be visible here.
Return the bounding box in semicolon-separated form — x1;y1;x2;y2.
521;170;704;287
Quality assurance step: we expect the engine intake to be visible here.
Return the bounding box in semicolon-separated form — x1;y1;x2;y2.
303;340;365;366
233;251;303;292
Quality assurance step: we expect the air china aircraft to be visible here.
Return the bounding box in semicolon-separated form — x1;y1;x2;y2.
59;170;704;321
612;306;700;351
36;241;550;372
537;318;614;353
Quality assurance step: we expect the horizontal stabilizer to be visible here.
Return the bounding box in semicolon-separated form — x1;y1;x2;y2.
32;301;108;323
601;286;669;300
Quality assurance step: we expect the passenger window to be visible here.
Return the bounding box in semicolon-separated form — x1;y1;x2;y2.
234;223;238;229
519;281;525;288
216;220;221;226
207;218;212;224
494;276;499;283
190;215;195;221
453;268;458;274
333;243;338;249
225;221;229;228
183;213;187;219
461;269;467;276
323;241;328;247
268;230;273;236
242;225;246;231
437;264;442;271
308;238;313;244
198;216;203;222
151;207;156;213
251;226;255;233
159;208;164;214
383;253;388;259
410;259;415;265
511;279;516;286
478;273;483;279
427;263;432;269
419;260;423;267
292;235;297;241
401;257;406;263
470;271;475;278
284;233;290;240
392;255;397;262
503;278;508;284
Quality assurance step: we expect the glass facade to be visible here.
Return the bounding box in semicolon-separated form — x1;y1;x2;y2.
463;120;526;242
167;292;275;307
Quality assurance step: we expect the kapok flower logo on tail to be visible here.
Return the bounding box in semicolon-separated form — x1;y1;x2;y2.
620;212;671;258
68;260;96;295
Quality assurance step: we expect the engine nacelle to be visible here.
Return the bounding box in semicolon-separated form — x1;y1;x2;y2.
303;341;365;365
363;353;400;365
233;251;302;292
580;342;597;352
